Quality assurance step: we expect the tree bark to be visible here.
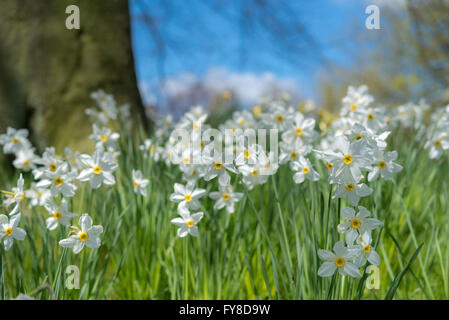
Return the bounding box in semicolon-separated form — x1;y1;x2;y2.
0;0;146;153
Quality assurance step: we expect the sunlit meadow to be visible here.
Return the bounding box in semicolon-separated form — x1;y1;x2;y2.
0;86;448;300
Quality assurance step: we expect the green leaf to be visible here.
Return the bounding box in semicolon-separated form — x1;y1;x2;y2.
385;242;424;300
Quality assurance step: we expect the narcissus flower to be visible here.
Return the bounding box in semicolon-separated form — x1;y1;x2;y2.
4;174;25;215
209;184;243;213
59;214;103;254
44;198;78;231
338;206;382;245
171;205;203;237
132;169;149;196
36;163;77;197
317;241;361;278
368;150;403;182
0;127;31;155
77;149;118;189
169;182;206;210
0;214;26;251
291;156;320;184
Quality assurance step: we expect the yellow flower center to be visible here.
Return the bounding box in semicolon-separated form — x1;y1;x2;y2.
302;167;309;174
238;118;246;126
221;91;231;100
251;169;258;176
326;162;333;170
355;134;363;141
49;163;58;172
93;165;102;175
79;232;89;242
54;177;63;186
345;183;355;191
363;245;371;253
244;150;250;159
192;170;197;176
214;162;223;170
290;152;297;159
186;219;195;228
276;115;284;123
53;211;62;220
343;154;353;164
4;227;13;236
20;192;25;200
351;218;361;229
335;257;346;267
434;140;441;147
133;181;139;188
222;193;230;201
295;128;303;136
12;138;19;145
101;135;108;143
183;157;191;164
378;161;386;169
23;160;30;167
350;104;357;111
367;113;374;120
192;123;200;131
252;106;262;116
150;146;155;153
184;194;192;202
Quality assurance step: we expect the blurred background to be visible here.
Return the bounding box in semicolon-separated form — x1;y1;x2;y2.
1;0;448;151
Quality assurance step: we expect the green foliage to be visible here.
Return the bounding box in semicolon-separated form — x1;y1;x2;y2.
0;122;447;300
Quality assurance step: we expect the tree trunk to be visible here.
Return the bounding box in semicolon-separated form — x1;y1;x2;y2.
0;0;146;153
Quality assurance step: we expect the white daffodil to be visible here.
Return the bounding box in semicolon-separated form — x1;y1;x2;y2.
170;205;203;237
317;135;371;184
279;141;312;167
181;163;205;184
424;131;449;160
333;175;372;206
139;139;161;161
64;147;83;170
337;206;383;245
59;214;103;254
132;169;149;196
77;149;118;189
0;214;26;251
209;184;243;213
12;148;39;172
169;182;206;210
4;174;25;215
317;241;361;278
281;112;317;146
340;85;374;117
44;198;78;231
89;124;120;150
202;148;238;186
25;183;51;207
33;147;63;180
352;231;381;267
90;89;118;121
0;127;31;155
368;150;403;182
36;162;77;197
291;156;320;184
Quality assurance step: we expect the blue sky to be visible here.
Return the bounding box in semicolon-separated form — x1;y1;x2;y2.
130;0;371;106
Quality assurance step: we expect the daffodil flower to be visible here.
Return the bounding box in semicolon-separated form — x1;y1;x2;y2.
59;214;103;254
337;206;383;245
132;169;149;196
0;214;26;251
44;198;78;231
317;241;361;278
170;205;203;237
